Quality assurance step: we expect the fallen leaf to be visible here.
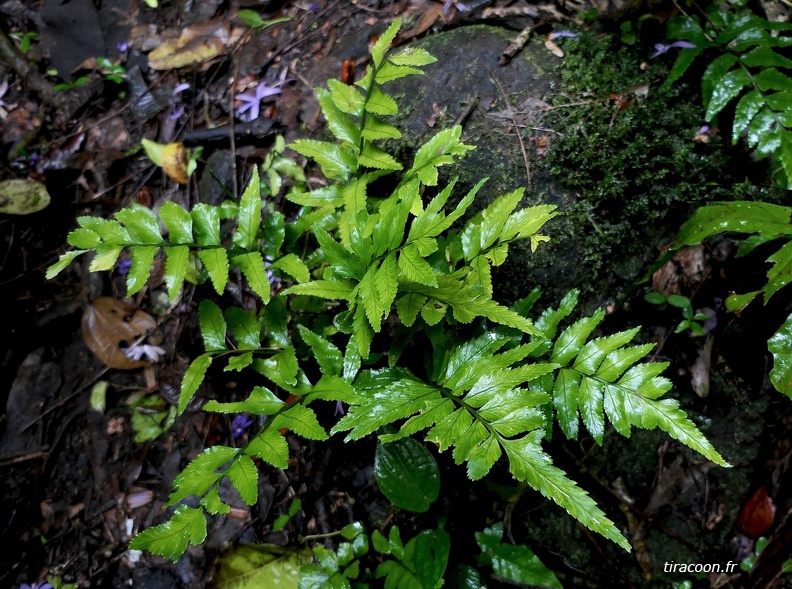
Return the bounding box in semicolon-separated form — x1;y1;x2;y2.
82;297;157;370
737;486;776;537
148;21;242;70
0;178;51;214
545;38;565;58
211;544;313;589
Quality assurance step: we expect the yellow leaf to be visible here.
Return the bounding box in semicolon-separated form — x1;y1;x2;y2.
147;22;241;70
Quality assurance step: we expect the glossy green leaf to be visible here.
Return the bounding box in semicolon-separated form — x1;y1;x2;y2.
46;250;86;279
317;88;360;146
179;353;212;414
225;307;261;349
271;405;328;440
285;280;356;301
127;245;158;296
226;455;259;505
116;204;164;244
200;300;228;351
271;253;310;283
198;248;230;294
233;252;272;303
327;79;366;115
191;203;221;246
160;201;194;244
212;544;313;589
235;166;262;250
413;528;450;589
705;67;751;121
475;523;562;588
129;506;207;562
298;325;343;376
769;312;792;399
374;437;440;512
371;19;400;68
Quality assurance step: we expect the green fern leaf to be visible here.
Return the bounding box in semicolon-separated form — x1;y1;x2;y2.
202;488;230;515
732;90;764;142
359;143;402;170
361;115;402;140
198;248;229;294
225;307;261;349
234;166;262;250
298;325;343;376
270;253;310;283
225;455;258;505
232;251;271;303
578;377;605;444
502;434;631;551
332;368;441;440
705;68;751;121
77;216;130;244
317;88;361;146
67;228;100;249
399;245;438;287
628;396;729;466
165;245;189;300
127;245;158;296
370;19;401;68
395;293;426;326
573;327;641;374
553;368;580;439
204;385;285;415
160;201;193;244
46;250;86;279
479;189;524;250
701;54;738;106
129;505;207;562
365;86;399;116
167;445;240;506
327;79;366;115
290;139;356;181
178;353;212;414
389;47;436;67
375;61;423;83
89;244;123;271
271;405;328;440
191;204;221;246
314;227;366;280
359;265;385;330
116;204;164;244
465;434;502;480
246;428;289;468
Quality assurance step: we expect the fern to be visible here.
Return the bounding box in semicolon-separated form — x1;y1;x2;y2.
46;19;730;565
672;200;792;399
662;1;792;184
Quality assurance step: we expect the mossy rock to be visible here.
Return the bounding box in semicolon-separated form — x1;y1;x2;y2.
384;25;784;311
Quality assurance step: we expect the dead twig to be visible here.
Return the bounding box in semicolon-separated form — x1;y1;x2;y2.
487;68;531;190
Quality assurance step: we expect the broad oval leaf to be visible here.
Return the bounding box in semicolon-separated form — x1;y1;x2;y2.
374;437;440;512
211;544;313;589
769;312;792;399
0;178;51;214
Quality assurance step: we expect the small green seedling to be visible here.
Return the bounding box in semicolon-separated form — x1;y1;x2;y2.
645;292;711;336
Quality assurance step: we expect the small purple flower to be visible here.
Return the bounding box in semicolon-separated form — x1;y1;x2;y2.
168;83;190;120
123;343;166;362
696;124;710;135
334;401;345;416
651;40;697;58
550;30;579;40
116;41;130;53
20;582;54;589
264;255;282;288
116;258;132;275
231;414;253;439
236;81;282;122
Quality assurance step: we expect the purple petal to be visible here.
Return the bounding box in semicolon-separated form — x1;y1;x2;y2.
335;401;345;416
169;106;185;120
670;40;697;50
696;124;710;135
651;43;670;58
254;81;282;101
551;30;579;40
116;41;130;52
173;83;190;96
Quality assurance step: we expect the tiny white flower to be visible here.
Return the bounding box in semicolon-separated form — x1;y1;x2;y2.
124;343;166;362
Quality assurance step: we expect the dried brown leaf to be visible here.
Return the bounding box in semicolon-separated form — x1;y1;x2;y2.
82;297;157;370
147;21;242;70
